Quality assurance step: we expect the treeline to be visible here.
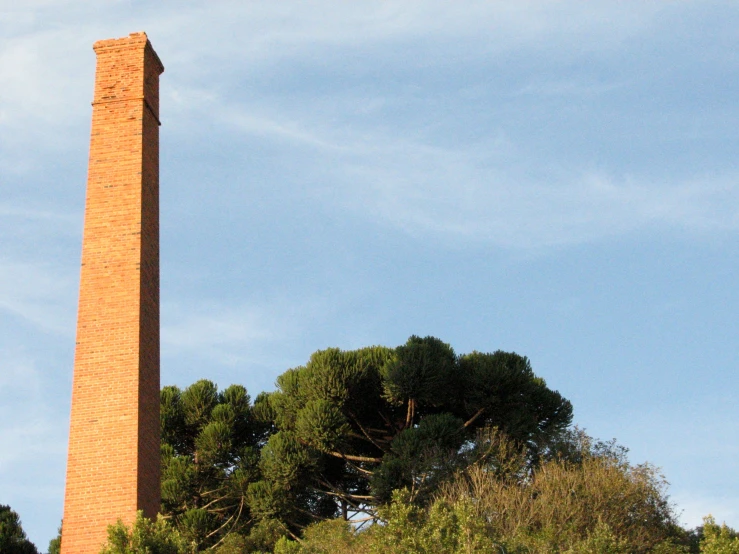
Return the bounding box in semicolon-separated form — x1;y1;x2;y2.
157;336;575;549
99;336;739;553
6;337;738;553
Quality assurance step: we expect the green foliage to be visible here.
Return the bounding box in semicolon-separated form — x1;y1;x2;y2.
160;380;265;550
562;521;631;553
209;533;249;554
275;491;498;553
435;429;684;553
371;413;466;504
179;508;212;547
152;339;731;552
295;399;351;452
273;536;302;554
99;512;188;554
382;336;459;407
252;336;572;531
278;428;689;554
700;516;739;554
242;518;287;553
367;490;498;554
0;505;38;554
275;519;356;554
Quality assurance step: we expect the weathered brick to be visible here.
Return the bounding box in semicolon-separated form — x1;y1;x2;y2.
61;32;163;554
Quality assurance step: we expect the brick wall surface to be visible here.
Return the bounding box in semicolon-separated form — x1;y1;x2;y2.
61;32;163;554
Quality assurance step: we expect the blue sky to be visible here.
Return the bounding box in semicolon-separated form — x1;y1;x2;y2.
2;1;738;548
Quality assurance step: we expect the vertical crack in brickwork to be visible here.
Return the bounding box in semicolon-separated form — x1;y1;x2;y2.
61;32;164;554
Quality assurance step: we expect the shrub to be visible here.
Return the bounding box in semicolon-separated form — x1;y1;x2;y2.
99;512;188;554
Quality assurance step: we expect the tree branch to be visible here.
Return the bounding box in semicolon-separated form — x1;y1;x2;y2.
464;407;486;428
319;489;375;501
326;450;382;463
205;512;235;540
346;461;374;476
378;410;399;435
405;398;415;429
200;493;231;510
346;409;389;452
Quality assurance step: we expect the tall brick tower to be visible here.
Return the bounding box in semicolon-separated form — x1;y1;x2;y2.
61;32;164;553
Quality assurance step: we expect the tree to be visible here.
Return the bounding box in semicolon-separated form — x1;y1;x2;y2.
99;512;187;554
0;505;38;554
700;516;739;554
159;380;268;550
272;495;498;554
435;430;686;553
277;428;687;554
249;336;573;531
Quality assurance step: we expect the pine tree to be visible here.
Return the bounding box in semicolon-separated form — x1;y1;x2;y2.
249;336;573;531
159;380;268;550
0;505;39;554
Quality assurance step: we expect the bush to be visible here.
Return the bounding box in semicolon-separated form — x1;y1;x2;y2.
273;493;498;554
99;512;188;554
700;516;739;554
280;428;686;554
437;448;681;552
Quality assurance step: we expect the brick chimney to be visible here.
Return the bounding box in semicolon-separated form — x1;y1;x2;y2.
61;32;163;553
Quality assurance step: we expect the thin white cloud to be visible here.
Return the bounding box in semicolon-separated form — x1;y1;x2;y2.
0;411;65;470
0;350;41;396
2;3;736;548
220;109;346;152
0;348;69;548
162;294;330;367
0;203;78;227
163;303;274;365
514;78;627;97
0;1;665;130
355;167;739;248
157;1;664;61
216;102;739;248
0;352;67;471
2;1;727;254
0;259;77;335
0;28;91;126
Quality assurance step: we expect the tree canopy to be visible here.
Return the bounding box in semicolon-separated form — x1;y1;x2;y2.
699;516;739;554
160;380;268;550
248;336;573;530
103;429;699;553
0;505;38;554
87;334;728;552
273;430;686;553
